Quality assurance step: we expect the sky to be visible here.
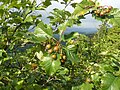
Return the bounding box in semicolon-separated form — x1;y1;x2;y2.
36;0;120;34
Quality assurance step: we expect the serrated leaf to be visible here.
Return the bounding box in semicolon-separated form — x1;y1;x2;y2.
41;57;61;75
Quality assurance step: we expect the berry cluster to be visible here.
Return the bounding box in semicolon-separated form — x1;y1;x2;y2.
45;43;67;64
94;6;113;17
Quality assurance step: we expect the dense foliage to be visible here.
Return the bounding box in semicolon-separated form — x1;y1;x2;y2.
0;0;120;90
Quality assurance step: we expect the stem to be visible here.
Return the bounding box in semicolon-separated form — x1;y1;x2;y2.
12;23;23;36
63;0;72;10
59;30;64;42
42;77;54;87
71;65;75;78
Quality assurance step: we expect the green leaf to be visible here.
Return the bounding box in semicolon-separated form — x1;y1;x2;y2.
73;4;85;16
73;0;94;16
66;49;79;65
101;73;120;90
28;33;47;43
36;51;43;60
41;57;61;75
17;80;24;85
63;0;69;4
24;15;33;23
0;49;3;57
64;32;80;40
109;9;120;26
99;64;114;73
15;80;24;90
43;0;51;7
35;21;53;37
57;67;69;75
80;83;93;90
30;21;53;43
58;21;68;31
72;83;93;90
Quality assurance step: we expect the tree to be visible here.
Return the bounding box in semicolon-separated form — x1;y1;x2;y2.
0;0;120;90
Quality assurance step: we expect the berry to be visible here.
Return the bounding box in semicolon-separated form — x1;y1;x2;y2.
108;6;113;10
96;10;100;14
60;54;63;57
106;9;110;13
61;59;65;63
103;10;107;14
62;55;66;60
54;46;59;51
46;44;51;49
48;49;53;54
52;54;57;59
100;12;104;16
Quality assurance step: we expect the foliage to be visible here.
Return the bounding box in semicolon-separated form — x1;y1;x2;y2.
0;0;120;90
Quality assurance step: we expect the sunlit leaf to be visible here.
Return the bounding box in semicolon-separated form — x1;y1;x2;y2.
41;57;61;75
101;73;120;90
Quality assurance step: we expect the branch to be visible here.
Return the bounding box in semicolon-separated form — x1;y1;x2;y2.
12;23;23;36
63;0;72;10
